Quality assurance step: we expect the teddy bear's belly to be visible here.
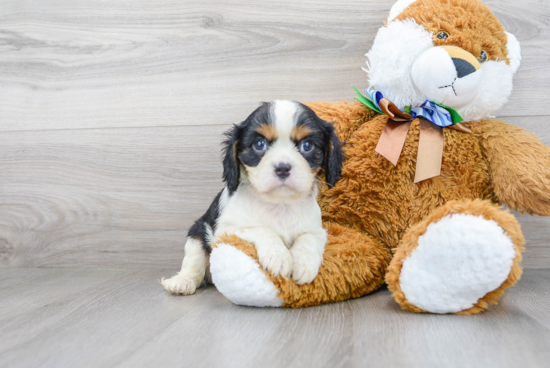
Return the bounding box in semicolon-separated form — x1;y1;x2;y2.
318;117;495;251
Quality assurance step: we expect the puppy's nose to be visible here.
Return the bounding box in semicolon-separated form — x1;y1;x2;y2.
275;163;291;179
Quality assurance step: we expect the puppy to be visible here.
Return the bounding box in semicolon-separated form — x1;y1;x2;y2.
162;100;343;295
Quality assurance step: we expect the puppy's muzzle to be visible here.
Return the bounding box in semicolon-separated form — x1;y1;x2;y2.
275;163;291;180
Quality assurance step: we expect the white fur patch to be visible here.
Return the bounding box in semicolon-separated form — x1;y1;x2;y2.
210;243;284;307
399;214;516;314
272;100;298;140
388;0;418;22
218;187;230;214
505;32;521;74
459;60;514;121
365;19;434;110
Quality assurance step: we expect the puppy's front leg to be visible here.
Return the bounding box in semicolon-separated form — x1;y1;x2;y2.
291;230;327;285
234;227;292;279
162;237;207;295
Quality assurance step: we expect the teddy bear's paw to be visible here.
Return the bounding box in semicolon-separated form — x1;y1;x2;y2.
161;274;198;295
291;248;323;285
210;243;283;307
398;213;516;314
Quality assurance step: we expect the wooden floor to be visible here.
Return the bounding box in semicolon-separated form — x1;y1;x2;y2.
0;268;549;368
1;1;550;367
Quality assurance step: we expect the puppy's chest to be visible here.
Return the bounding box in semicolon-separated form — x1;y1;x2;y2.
216;193;321;246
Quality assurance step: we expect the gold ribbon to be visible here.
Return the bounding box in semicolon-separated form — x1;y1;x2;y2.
374;98;471;183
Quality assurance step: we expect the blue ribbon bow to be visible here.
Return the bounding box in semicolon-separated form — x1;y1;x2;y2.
353;87;463;127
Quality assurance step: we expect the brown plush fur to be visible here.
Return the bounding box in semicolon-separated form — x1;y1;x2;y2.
396;0;511;64
313;102;496;252
473;121;550;216
385;199;525;314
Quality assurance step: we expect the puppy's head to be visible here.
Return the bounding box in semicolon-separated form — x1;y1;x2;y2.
222;100;343;201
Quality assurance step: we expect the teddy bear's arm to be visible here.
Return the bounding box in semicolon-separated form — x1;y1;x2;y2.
306;100;378;142
476;119;550;216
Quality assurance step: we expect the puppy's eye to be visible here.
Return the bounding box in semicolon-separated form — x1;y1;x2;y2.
436;31;450;40
253;139;267;152
478;50;488;63
299;140;313;153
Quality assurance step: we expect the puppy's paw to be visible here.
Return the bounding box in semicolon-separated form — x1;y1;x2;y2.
291;248;323;285
257;246;293;279
161;275;197;295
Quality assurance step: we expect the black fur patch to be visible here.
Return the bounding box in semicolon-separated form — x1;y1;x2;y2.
221;102;275;193
187;189;223;254
294;104;344;187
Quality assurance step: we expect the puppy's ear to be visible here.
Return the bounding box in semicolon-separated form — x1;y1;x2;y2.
321;121;344;188
222;124;244;193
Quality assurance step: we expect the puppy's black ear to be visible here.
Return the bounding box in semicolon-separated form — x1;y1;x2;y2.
222;124;244;193
321;121;344;188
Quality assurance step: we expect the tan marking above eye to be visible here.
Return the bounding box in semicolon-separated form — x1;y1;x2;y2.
291;126;312;142
255;123;276;141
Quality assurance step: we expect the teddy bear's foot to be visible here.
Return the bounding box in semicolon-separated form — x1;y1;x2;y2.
387;200;525;314
210;242;284;307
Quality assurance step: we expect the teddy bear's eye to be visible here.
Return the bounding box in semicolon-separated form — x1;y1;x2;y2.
436;31;450;40
478;50;488;63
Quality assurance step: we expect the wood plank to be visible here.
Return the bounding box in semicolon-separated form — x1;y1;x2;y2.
1;116;549;268
0;268;129;322
0;124;229;268
0;268;217;367
1;268;549;368
504;270;550;330
0;0;548;132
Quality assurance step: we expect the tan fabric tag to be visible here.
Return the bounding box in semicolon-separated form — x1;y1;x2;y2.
375;119;412;166
414;118;444;183
379;98;413;121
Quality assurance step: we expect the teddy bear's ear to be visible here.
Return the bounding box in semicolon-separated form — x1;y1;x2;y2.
506;32;521;74
387;0;418;22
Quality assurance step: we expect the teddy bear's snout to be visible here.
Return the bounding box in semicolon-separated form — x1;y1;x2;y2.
411;45;483;109
452;58;476;78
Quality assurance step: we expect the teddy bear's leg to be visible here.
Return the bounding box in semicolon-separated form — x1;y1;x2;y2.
386;200;525;315
210;223;392;307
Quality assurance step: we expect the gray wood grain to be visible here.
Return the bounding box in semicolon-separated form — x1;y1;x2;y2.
0;268;549;368
0;124;228;268
1;117;549;269
0;0;548;132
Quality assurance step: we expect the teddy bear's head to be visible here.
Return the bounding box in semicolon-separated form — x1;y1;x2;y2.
365;0;521;121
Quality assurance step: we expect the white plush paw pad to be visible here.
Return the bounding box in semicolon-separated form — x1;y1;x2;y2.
400;214;516;314
210;243;283;307
257;247;293;279
161;275;198;295
291;249;322;285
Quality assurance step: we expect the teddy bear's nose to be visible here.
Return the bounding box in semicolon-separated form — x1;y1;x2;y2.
439;45;481;79
452;58;476;78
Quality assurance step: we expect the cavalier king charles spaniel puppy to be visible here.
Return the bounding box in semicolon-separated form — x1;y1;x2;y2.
162;100;343;295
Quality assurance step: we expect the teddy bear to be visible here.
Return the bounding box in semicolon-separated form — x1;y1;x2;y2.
207;0;550;314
